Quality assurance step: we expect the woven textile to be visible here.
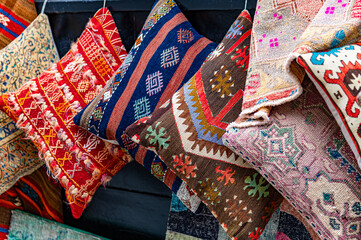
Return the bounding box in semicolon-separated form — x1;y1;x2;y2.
165;195;317;240
297;42;361;167
166;193;230;240
232;0;361;129
126;11;283;239
74;0;215;144
8;210;107;240
0;8;129;219
0;0;37;49
0;13;59;195
0;166;63;239
223;77;361;239
73;0;215;213
279;200;320;240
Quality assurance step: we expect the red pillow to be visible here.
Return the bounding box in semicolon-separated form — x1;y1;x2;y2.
0;8;129;218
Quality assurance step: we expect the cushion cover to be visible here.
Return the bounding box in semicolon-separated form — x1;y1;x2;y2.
0;0;37;49
0;8;129;218
223;77;361;239
73;0;216;213
0;13;59;194
297;42;361;167
126;10;283;239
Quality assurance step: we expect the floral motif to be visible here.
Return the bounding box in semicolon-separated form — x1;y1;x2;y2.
244;173;270;200
0;14;58;194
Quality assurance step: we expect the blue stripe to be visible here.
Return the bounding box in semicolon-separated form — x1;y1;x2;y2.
0;8;27;29
0;227;8;233
0;23;17;38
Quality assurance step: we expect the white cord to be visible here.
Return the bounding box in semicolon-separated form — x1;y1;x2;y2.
244;0;248;9
41;0;49;14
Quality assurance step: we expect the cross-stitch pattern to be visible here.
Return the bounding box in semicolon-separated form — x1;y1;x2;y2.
232;0;361;129
224;77;361;239
0;14;59;194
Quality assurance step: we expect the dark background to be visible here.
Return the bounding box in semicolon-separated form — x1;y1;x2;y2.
33;0;257;239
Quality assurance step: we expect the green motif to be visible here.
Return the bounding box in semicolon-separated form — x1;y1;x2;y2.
256;123;301;169
244;173;270;200
305;112;315;125
145;122;170;149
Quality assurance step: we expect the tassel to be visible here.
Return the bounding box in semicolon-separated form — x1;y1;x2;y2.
92;168;101;177
81;192;89;199
101;174;112;186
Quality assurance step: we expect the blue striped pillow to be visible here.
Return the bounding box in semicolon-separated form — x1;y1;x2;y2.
73;0;216;198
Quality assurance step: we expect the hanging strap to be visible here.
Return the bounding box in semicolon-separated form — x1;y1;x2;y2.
41;0;49;14
244;0;248;9
103;0;106;8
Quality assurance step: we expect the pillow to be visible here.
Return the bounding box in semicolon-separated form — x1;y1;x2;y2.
73;0;216;213
0;13;59;194
297;43;361;167
74;0;216;145
279;200;320;240
234;0;361;129
126;10;283;239
0;0;37;49
0;8;129;219
166;193;230;240
223;77;361;239
0;166;63;238
8;210;107;240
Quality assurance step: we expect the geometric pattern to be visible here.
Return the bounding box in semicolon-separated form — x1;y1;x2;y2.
0;0;37;49
177;29;194;44
0;8;129;219
133;97;151;121
256;123;302;171
224;77;361;239
235;0;361;129
0;14;59;195
160;46;179;68
298;43;361;168
146;71;163;96
126;11;283;240
72;0;216;216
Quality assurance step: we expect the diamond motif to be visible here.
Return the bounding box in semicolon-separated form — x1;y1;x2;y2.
146;71;163;96
177;29;194;44
323;192;335;205
255;123;301;170
133;97;151;120
160;46;179;68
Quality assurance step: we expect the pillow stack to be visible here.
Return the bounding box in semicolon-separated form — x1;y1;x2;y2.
125;9;283;239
